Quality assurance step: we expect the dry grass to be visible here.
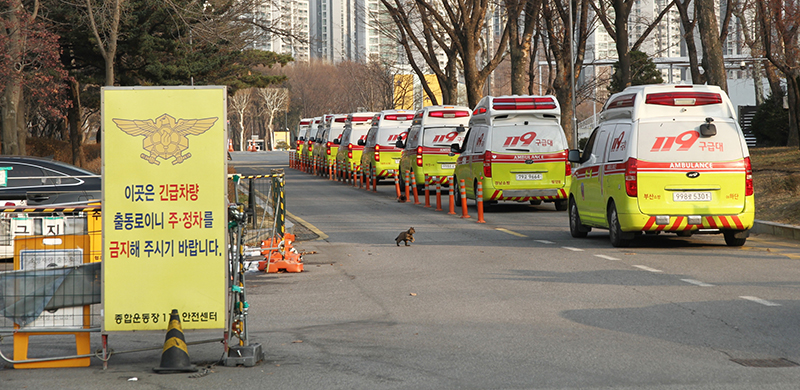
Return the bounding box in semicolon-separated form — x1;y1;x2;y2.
750;147;800;225
26;138;101;174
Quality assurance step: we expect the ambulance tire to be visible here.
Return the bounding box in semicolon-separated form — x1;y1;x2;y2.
723;231;747;247
554;199;568;211
607;202;633;247
569;199;590;238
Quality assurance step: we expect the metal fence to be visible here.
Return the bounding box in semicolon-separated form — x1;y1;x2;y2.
227;169;286;246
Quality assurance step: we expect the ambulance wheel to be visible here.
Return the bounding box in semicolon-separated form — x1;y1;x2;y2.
529;200;542;205
723;231;747;247
569;199;590;238
607;202;633;247
554;199;568;211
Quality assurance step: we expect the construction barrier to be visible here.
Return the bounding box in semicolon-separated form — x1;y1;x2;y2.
227;170;286;246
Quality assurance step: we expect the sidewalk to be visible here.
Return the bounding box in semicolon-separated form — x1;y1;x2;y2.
752;220;800;241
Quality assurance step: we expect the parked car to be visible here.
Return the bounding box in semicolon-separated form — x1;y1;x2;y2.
0;156;100;206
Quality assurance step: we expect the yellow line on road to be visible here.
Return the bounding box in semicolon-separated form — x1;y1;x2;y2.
495;228;527;237
287;211;328;241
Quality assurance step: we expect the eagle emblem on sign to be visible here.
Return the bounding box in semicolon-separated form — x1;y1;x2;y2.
113;114;218;165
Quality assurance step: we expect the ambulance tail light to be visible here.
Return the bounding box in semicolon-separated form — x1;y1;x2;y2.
416;146;423;167
335;117;347;122
645;92;722;106
347;143;353;159
483;151;494;178
625;158;638;197
563;151;571;176
429;110;471;118
744;157;754;196
297;140;305;145
474;107;487;115
374;144;381;162
493;97;557;110
326;141;332;155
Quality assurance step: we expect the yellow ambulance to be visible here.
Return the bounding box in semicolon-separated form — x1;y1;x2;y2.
295;118;312;160
314;114;348;171
303;116;324;168
567;84;754;247
397;105;471;191
452;95;571;210
335;113;376;174
360;110;415;180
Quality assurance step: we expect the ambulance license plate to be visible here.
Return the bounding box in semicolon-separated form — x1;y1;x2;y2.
516;173;543;181
441;164;456;170
673;192;711;202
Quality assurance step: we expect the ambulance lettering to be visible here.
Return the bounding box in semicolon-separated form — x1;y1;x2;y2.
476;133;485;148
668;162;712;169
387;131;409;142
650;130;699;152
503;131;537;148
699;141;724;152
610;131;627;152
432;131;459;144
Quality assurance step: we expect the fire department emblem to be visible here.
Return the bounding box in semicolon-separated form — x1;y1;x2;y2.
113;114;218;165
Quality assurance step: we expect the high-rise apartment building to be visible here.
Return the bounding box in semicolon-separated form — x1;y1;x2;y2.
248;0;310;62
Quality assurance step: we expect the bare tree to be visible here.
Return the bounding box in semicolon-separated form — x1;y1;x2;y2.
415;0;510;107
695;0;727;92
230;88;253;151
506;0;542;94
541;0;591;148
380;0;461;105
255;88;289;150
757;0;800;147
591;0;675;90
85;0;122;86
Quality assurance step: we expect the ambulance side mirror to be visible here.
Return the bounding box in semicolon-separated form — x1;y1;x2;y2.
357;139;366;146
333;139;341;145
395;139;405;148
450;143;464;154
700;117;717;137
568;149;582;163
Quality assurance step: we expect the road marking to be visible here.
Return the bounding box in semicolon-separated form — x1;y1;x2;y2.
562;246;584;252
495;228;527;237
740;296;781;306
632;265;663;273
594;254;620;261
535;240;554;244
286;211;328;241
681;279;715;287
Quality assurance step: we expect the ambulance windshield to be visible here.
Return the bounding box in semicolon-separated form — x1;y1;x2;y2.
491;123;566;153
422;126;467;147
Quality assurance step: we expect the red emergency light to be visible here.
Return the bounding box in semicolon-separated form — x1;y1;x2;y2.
607;94;636;109
335;118;347;122
384;114;413;120
492;97;556;110
429;111;470;118
645;92;722;106
351;116;373;122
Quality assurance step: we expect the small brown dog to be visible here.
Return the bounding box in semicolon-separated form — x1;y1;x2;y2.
395;227;415;246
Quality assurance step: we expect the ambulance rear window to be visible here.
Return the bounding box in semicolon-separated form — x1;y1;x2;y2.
378;126;409;146
422;127;467;147
491;124;566;153
636;120;744;162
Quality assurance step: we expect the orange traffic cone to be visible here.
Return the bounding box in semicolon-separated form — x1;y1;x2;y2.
153;309;198;373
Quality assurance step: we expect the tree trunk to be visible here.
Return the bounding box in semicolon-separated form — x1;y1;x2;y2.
2;0;23;155
69;78;85;166
696;0;727;92
787;75;800;147
675;0;704;84
613;0;631;90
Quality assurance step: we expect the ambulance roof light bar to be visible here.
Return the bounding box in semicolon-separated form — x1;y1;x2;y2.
428;110;470;118
645;92;722;106
492;96;557;110
335;117;347;122
351;116;373;122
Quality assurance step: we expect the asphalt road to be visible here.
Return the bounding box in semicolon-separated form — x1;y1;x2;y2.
4;151;800;389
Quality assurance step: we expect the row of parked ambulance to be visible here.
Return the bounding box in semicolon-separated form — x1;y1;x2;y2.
293;84;755;248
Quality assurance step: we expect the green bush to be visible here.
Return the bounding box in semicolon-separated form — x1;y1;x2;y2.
751;91;790;147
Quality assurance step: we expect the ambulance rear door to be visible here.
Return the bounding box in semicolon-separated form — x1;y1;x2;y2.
488;118;568;191
635;118;747;215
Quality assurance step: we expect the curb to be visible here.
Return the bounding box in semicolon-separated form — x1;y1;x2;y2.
752;220;800;242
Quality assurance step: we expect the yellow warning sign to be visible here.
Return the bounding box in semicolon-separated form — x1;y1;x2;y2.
102;86;227;331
